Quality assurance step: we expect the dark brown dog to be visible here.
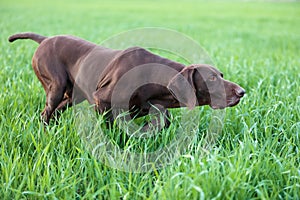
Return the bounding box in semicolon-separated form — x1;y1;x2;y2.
9;32;245;127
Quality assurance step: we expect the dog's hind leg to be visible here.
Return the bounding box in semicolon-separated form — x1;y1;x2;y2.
33;57;69;125
41;77;67;125
51;86;73;121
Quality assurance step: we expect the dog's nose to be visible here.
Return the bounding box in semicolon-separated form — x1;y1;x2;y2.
235;87;246;97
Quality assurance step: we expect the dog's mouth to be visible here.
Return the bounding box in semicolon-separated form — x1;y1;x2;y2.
210;97;241;109
227;98;241;107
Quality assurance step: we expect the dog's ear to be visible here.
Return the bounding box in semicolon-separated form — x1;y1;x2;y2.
167;67;197;110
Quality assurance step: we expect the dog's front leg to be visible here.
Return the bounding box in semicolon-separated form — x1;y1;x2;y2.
94;100;114;127
141;105;170;132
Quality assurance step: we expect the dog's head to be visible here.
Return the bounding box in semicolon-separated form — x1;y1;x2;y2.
167;64;245;109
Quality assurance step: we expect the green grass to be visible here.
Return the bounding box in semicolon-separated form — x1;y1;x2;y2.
1;0;300;199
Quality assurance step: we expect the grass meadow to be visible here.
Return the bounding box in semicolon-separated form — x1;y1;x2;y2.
1;0;300;199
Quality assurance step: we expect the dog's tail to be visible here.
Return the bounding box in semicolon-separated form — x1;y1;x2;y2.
8;32;47;44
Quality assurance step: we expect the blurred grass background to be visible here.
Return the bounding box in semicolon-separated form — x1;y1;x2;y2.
0;0;299;199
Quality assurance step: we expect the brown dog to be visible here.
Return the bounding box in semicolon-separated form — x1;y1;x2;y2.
9;33;245;127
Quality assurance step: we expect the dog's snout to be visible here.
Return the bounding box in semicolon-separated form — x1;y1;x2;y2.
235;87;246;97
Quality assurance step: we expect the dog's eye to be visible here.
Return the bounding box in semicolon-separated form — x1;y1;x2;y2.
209;75;217;81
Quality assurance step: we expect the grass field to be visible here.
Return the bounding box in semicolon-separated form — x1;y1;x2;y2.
1;0;300;199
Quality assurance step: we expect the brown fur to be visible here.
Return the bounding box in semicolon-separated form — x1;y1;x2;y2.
9;32;245;127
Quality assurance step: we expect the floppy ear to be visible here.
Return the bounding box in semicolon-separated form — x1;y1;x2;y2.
167;67;197;110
